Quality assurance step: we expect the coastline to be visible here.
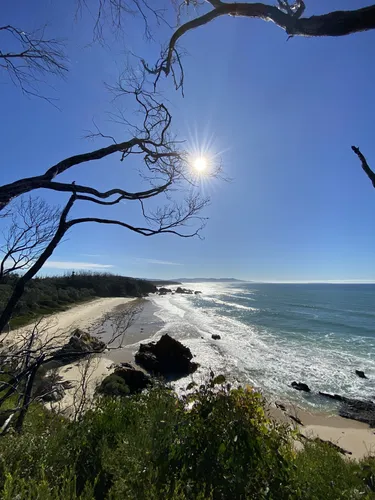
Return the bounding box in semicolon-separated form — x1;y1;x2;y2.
11;295;375;459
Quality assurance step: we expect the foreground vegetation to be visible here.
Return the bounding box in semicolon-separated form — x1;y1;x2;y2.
0;273;156;328
0;379;374;499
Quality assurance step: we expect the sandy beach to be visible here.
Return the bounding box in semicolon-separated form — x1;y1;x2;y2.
11;297;138;415
270;402;375;460
10;296;375;459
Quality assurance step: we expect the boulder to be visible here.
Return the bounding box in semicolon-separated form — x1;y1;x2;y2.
211;334;221;340
135;334;198;378
291;381;310;392
53;329;105;364
356;370;368;379
99;364;151;396
195;291;202;295
158;287;172;295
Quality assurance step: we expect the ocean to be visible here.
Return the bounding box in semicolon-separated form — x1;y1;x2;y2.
149;282;375;411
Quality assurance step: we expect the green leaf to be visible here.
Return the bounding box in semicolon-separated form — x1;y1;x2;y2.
218;442;226;454
213;375;226;385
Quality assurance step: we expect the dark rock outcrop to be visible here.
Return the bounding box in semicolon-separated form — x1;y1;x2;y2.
53;329;105;364
318;391;343;401
135;334;198;378
99;364;151;396
194;291;202;294
158;287;172;295
319;392;375;426
175;287;194;294
339;398;375;426
211;334;221;340
291;381;310;392
356;370;368;379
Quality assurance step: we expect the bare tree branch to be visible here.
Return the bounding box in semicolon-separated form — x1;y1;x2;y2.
352;146;375;189
0;188;208;334
0;300;143;429
0;24;68;99
68;192;208;237
0;195;76;334
0;89;186;212
0;197;60;278
143;2;375;89
77;0;169;42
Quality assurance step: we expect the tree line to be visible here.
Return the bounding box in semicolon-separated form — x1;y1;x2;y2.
0;272;155;328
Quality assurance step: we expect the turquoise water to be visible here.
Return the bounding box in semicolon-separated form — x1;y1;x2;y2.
151;283;375;409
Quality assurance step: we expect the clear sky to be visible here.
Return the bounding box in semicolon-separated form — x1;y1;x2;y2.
2;0;375;282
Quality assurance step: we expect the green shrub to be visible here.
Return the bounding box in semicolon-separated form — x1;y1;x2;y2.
98;374;130;397
292;441;375;499
0;378;374;499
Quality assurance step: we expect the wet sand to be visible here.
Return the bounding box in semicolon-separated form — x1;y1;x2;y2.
98;298;164;365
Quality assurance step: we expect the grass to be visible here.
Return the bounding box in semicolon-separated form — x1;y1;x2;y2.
0;376;374;499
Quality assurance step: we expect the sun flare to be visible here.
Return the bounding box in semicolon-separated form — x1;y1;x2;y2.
193;156;208;173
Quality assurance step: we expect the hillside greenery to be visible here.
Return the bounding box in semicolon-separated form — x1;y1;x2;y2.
0;378;374;499
0;272;156;328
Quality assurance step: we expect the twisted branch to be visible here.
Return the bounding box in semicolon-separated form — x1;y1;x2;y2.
144;2;375;88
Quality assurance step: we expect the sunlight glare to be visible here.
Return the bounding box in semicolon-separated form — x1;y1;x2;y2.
193;156;208;173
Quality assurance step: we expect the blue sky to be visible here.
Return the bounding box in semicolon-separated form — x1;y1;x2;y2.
2;0;375;282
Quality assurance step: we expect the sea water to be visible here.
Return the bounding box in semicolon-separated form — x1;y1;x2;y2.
149;282;375;410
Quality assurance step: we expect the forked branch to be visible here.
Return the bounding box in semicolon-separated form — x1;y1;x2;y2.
143;2;375;89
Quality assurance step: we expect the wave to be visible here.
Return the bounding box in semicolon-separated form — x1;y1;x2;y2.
209;298;259;312
149;291;375;409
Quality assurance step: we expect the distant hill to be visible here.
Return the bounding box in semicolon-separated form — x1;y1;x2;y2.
173;278;248;283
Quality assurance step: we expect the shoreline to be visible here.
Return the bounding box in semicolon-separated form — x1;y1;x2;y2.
11;295;375;459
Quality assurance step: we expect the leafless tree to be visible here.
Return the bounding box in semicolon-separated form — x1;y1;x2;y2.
0;197;60;279
69;355;98;422
0;24;68;99
0;80;214;334
0;189;207;335
0;300;142;431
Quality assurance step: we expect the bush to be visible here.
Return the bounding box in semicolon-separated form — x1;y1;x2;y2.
99;374;130;397
0;378;374;499
292;441;374;499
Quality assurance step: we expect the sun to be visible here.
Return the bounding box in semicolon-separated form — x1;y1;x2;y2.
193;156;208;173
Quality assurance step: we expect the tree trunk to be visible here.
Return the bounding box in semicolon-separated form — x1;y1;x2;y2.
0;196;75;334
